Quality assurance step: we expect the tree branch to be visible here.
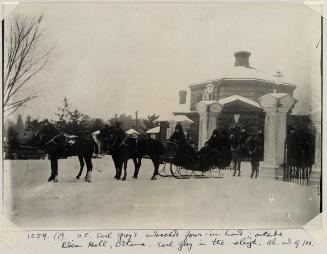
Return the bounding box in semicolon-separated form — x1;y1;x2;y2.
4;94;38;117
3;12;53;114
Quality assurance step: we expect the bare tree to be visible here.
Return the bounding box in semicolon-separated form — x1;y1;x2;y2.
143;114;160;131
3;13;54;116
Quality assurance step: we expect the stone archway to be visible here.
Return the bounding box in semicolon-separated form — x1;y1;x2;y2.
217;103;265;132
195;93;297;175
195;95;264;149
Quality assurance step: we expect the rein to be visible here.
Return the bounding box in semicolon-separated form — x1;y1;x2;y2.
110;135;127;149
119;138;128;147
47;138;58;145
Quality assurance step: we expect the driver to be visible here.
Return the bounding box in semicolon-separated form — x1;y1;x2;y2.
169;123;186;166
169;123;186;147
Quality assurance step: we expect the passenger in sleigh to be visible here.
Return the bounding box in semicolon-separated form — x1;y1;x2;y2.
219;130;232;169
207;129;222;168
185;135;199;170
198;142;209;171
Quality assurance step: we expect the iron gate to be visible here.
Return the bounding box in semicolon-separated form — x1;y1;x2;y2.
283;141;314;185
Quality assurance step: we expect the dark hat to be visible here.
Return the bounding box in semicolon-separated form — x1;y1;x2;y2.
175;123;183;130
115;121;121;127
288;126;295;132
249;129;258;136
231;126;241;134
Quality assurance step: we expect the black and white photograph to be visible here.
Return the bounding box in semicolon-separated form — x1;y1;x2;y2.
1;1;323;231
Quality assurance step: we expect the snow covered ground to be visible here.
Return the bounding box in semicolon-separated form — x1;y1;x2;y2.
4;156;320;230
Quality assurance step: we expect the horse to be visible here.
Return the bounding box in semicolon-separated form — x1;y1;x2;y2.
98;126;164;180
45;134;97;183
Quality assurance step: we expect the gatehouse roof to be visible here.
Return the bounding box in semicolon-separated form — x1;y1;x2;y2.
189;51;296;89
189;68;296;89
218;95;261;108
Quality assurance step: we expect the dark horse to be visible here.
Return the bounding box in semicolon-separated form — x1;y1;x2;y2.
98;126;164;180
45;134;97;183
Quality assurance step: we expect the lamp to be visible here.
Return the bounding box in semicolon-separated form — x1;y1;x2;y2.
234;114;240;123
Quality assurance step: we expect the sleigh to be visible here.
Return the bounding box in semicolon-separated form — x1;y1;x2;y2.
158;141;225;179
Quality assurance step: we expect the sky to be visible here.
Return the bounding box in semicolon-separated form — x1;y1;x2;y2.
4;2;322;121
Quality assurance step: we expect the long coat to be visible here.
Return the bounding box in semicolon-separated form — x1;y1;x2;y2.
246;136;261;161
169;131;186;147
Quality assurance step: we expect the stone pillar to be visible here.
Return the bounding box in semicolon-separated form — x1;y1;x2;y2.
198;112;208;149
276;106;288;165
195;101;223;149
262;107;278;166
196;101;209;149
276;95;297;165
208;102;223;138
259;93;296;172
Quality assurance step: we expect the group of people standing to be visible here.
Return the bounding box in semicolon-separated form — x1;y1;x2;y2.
169;123;264;178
